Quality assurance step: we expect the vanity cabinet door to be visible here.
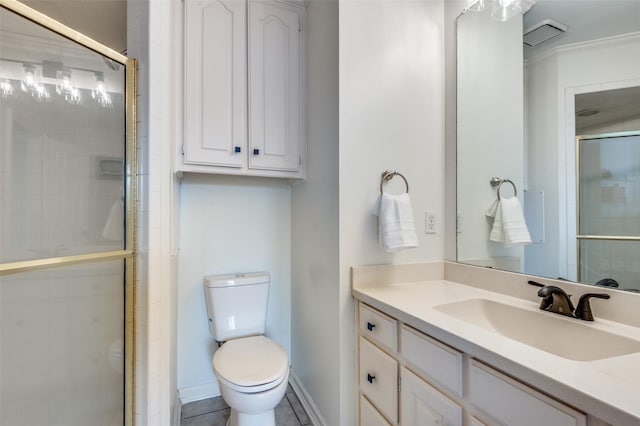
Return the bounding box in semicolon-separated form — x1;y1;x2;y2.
400;367;462;426
248;0;303;172
400;325;463;397
361;395;392;426
184;0;247;168
359;337;398;423
469;416;488;426
468;360;586;426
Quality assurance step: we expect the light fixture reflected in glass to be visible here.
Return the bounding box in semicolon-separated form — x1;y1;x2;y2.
21;64;50;101
0;79;14;98
56;70;81;105
468;0;535;21
92;72;112;108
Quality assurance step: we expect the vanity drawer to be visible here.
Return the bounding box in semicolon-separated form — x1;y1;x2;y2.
468;360;586;426
360;395;392;426
359;337;398;423
359;303;398;352
400;325;463;397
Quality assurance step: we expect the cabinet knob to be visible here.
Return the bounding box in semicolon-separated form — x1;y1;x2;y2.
234;146;241;153
367;373;376;384
367;322;376;331
253;148;260;155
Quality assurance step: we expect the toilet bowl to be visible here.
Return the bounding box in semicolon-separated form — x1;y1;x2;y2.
213;335;289;426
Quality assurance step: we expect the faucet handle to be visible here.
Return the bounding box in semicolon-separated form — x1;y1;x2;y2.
575;293;611;321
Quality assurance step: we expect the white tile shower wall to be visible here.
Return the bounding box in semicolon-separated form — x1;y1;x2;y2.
130;0;179;423
0;97;125;262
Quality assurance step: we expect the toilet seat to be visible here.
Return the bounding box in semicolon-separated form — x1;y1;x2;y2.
213;335;288;394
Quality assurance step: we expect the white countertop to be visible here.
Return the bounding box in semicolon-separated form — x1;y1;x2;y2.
353;278;640;425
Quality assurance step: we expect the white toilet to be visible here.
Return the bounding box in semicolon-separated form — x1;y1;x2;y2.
203;272;289;426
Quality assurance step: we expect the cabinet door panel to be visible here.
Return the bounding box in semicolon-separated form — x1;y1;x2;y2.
469;360;586;426
400;367;462;426
184;0;246;167
248;1;302;171
359;337;398;423
401;325;463;397
360;395;392;426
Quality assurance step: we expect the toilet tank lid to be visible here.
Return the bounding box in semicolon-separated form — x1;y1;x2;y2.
204;272;270;288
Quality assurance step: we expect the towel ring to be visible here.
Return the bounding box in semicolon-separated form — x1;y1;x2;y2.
380;170;409;194
496;179;517;200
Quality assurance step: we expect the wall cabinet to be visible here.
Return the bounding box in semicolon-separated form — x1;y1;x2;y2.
356;301;589;426
183;0;304;178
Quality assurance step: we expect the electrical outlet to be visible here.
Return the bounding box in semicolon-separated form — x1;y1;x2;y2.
425;212;436;234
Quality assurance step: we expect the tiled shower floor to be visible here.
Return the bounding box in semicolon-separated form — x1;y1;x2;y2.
180;384;311;426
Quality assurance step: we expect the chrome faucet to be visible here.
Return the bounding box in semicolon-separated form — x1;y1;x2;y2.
528;281;610;321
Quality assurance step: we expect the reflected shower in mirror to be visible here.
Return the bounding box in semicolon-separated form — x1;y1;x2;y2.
456;0;640;291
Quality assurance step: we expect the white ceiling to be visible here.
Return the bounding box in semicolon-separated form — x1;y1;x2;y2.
523;1;640;131
21;0;126;53
523;0;640;59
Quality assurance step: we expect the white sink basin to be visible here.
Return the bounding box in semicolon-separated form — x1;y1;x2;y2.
434;298;640;361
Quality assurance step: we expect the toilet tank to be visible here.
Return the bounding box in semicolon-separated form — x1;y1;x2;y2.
203;272;270;341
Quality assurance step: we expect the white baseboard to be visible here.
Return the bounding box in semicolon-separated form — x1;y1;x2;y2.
177;382;221;404
172;390;182;426
289;369;327;426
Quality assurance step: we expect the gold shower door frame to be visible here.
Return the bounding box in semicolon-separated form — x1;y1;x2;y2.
576;131;640;283
0;1;137;424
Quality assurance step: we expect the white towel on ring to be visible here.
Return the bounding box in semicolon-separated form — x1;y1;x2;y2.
373;192;418;252
489;196;531;246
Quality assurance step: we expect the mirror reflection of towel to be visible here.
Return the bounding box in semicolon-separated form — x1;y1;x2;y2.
102;199;124;241
374;193;418;252
488;197;531;246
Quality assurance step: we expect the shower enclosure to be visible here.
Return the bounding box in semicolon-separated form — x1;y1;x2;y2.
0;2;135;425
577;131;640;291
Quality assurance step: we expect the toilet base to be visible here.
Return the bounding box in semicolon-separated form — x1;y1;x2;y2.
226;408;276;426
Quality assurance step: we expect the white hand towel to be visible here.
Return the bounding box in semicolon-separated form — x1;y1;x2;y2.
489;196;531;246
374;192;418;252
102;199;124;241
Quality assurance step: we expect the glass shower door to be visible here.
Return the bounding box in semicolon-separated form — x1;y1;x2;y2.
577;132;640;291
0;3;135;425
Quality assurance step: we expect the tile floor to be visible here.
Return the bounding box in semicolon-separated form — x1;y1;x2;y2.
181;384;311;426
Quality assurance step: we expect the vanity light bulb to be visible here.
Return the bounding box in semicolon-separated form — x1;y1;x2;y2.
56;72;82;105
468;0;486;12
0;79;14;98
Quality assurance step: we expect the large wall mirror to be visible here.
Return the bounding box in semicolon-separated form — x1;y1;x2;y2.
457;0;640;292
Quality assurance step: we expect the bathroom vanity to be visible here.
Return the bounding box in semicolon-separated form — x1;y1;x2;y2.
352;262;640;426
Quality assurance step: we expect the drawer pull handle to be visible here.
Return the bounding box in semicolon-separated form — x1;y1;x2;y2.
253;148;260;155
234;146;241;153
367;322;376;331
367;373;376;384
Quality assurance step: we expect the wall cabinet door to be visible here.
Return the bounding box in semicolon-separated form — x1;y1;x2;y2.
184;0;247;168
248;0;302;172
400;368;462;426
